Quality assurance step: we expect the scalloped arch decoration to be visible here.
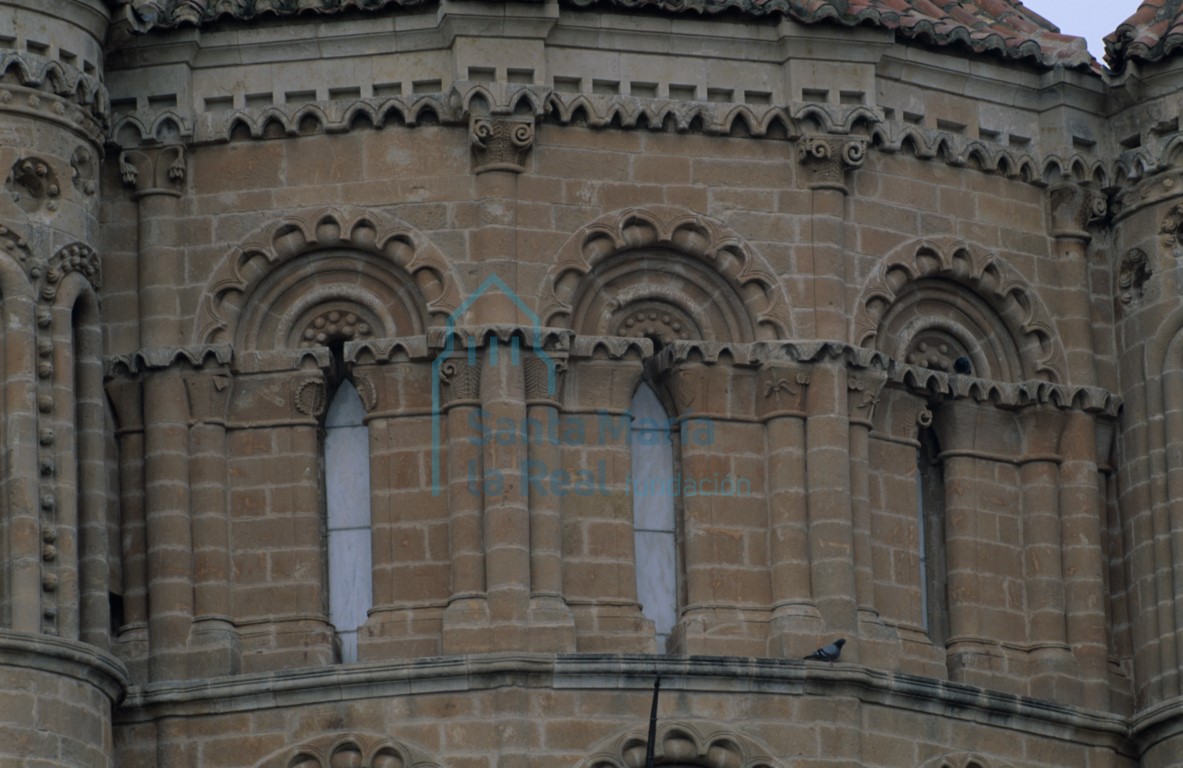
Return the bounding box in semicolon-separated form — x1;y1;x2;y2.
196;206;459;346
578;721;783;768
543;207;792;342
254;732;443;768
853;238;1067;383
918;753;1014;768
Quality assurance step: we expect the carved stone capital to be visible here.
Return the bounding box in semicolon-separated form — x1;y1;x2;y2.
524;355;567;405
469;117;535;174
847;371;886;424
292;377;327;418
185;373;233;425
119;145;186;198
757;365;811;419
1048;184;1107;240
438;357;481;405
798;134;866;192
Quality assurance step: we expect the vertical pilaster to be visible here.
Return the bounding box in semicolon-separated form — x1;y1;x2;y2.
798;135;865;341
184;370;240;675
122;146;193;680
803;359;857;650
760;362;821;656
524;353;576;650
1048;184;1106;386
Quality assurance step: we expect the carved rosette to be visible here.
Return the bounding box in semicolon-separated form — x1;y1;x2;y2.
1161;203;1183;258
7;156;62;214
798;134;866;192
119;145;186;198
1048;184;1107;241
469;117;535;174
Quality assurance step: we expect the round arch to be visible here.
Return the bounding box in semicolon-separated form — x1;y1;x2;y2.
195;206;460;348
579;721;785;768
542;206;792;343
852;238;1067;383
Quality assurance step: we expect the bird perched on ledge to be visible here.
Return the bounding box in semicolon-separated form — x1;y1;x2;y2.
803;638;845;662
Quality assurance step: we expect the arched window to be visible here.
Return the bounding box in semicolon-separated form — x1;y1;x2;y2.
324;378;372;663
917;423;948;646
631;382;677;652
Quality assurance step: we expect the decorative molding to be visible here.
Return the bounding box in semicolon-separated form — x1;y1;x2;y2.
469;117;534;174
111;344;234;375
582;721;782;768
0;50;109;123
543;206;792;341
41;243;101;301
7;156;62;214
798;134;867;191
344;337;432;365
252;732;440;768
853;238;1068;384
919;753;1014;768
568;335;652;361
196;207;459;344
426;325;574;353
1117;248;1151;312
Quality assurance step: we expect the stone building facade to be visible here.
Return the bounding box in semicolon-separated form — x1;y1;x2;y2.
3;0;1183;766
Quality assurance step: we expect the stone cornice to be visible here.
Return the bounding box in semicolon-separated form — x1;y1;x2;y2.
0;50;109;127
113;653;1130;752
0;629;128;705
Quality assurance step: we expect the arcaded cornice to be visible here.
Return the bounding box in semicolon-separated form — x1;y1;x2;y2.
113;0;1095;70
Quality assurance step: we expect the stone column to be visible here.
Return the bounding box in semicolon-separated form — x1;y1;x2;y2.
439;350;490;652
560;337;650;651
104;374;149;679
184;369;239;675
121;146;193;680
524;353;576;650
664;346;768;656
1048;184;1106;386
1018;408;1073;696
797;135;866;341
759;361;821;656
1060;410;1110;709
803;358;858;651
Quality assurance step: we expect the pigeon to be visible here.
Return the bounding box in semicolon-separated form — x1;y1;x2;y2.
803;638;845;662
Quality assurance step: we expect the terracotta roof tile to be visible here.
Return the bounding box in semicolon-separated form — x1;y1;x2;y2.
115;0;1095;71
1106;0;1183;70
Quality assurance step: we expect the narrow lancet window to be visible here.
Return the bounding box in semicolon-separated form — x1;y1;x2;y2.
917;424;948;646
630;382;677;652
325;379;372;663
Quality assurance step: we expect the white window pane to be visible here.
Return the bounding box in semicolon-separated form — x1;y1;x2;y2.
328;528;372;634
634;530;677;644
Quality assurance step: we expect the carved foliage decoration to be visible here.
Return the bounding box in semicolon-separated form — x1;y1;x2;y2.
196;207;459;347
798;134;867;190
41;243;101;301
580;721;782;768
469;117;535;173
854;239;1067;383
119;145;186;196
1161;202;1183;257
543;207;792;343
1117;248;1151;313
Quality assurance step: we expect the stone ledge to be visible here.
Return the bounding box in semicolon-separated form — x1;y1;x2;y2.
115;652;1130;749
0;628;128;704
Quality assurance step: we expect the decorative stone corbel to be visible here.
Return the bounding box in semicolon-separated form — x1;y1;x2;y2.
797;134;867;192
1048;183;1107;241
469;117;535;174
118;145;186;198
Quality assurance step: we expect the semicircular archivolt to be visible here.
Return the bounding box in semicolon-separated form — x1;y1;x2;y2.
543;206;792;343
853;238;1067;384
195;206;459;347
578;720;783;768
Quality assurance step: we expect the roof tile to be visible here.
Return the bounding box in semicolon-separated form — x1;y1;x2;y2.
1106;0;1183;70
115;0;1096;71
